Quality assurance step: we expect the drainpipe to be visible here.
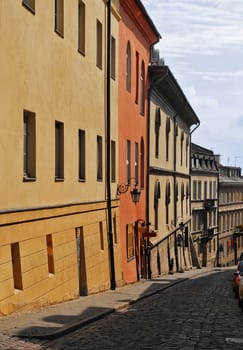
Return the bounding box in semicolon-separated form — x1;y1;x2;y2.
106;0;116;290
173;113;179;271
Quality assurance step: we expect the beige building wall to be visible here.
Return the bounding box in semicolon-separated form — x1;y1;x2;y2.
0;1;122;315
148;94;192;275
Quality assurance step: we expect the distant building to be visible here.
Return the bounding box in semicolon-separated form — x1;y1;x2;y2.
218;163;243;266
190;143;218;267
147;64;200;276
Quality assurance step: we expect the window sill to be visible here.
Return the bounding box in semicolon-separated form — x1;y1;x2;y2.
23;176;36;182
22;2;35;14
55;177;64;182
127;256;135;262
78;178;86;182
96;63;103;70
55;29;64;38
78;48;85;56
14;288;23;294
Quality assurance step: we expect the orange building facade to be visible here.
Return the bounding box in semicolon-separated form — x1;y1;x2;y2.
118;0;160;283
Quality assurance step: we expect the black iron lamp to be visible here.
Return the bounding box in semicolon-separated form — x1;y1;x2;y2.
117;179;141;204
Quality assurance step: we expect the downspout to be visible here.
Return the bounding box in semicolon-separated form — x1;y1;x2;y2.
173;113;179;271
106;0;116;290
189;121;201;269
189;121;200;220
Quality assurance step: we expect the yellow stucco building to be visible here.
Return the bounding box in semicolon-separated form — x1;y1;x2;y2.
0;0;122;315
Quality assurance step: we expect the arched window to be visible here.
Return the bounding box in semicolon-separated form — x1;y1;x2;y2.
140;61;145;114
154;180;161;230
155;107;161;158
165;181;171;225
181;131;184;166
186;182;190;214
140;138;144;189
186;136;189;168
181;183;185;217
126;42;131;92
166;117;171;161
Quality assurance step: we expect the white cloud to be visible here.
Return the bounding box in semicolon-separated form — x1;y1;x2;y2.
143;0;243;168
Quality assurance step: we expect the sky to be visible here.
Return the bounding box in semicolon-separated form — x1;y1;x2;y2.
143;0;243;169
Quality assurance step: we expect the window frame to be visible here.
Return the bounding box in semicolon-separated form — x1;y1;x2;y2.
126;42;131;92
111;140;116;182
22;0;35;14
55;120;64;181
111;36;116;80
78;129;86;181
126;223;135;261
23;110;36;181
96;19;103;69
139;61;145;115
97;135;103;181
55;0;64;37
78;0;85;55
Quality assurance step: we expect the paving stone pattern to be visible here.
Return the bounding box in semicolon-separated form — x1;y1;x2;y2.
1;269;243;350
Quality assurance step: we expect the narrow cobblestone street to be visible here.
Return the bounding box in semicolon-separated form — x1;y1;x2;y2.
1;269;243;349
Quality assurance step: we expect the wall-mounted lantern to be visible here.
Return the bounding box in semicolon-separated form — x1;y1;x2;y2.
117;179;141;204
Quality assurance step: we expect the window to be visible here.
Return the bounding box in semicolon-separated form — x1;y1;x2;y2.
126;140;131;185
55;121;64;180
140;138;145;188
181;183;185;216
97;135;103;181
111;36;116;80
78;1;85;55
96;20;102;68
165;181;171;225
126;42;131;91
181;131;184;166
55;0;64;37
111;140;116;182
23;110;36;180
192;180;197;200
135;142;139;185
22;0;35;13
186;137;189;168
204;181;208;199
198;181;202;200
99;222;104;251
140;61;145;114
11;243;23;290
78;129;85;181
135;51;139;103
154;181;161;230
166;117;170;161
46;234;55;274
126;223;134;260
155;107;161;159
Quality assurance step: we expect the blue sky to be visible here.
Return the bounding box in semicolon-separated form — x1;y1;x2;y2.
143;0;243;168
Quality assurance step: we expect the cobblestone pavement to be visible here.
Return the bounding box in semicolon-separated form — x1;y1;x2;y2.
2;269;243;349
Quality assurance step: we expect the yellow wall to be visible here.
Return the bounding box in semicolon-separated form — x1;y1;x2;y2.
0;202;122;315
0;1;122;315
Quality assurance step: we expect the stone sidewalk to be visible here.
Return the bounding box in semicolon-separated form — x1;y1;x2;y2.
0;267;221;341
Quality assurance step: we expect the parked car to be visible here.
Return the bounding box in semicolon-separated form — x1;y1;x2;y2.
238;270;243;311
233;261;243;297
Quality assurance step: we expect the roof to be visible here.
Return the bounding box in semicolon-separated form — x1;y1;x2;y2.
135;0;161;40
149;65;200;127
191;143;215;157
